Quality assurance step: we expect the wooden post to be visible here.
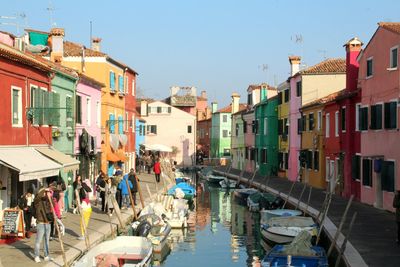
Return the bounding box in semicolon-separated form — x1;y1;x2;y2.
134;174;145;208
316;189;329;223
237;169;245;186
305;186;312;212
295;183;307;210
110;194;123;228
327;195;354;257
334;212;357;267
146;184;154;202
74;189;90;249
283;180;296;209
125;178;137;220
316;192;333;245
46;193;67;267
249;169;258;187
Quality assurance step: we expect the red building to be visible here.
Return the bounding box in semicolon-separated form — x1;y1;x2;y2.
324;37;363;200
197;118;212;159
124;67;138;171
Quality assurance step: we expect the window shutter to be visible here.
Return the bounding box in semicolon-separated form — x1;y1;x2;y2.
119;76;124;92
351;155;360;180
109;114;115;134
75;95;82;124
297;118;302;134
42;91;50;125
110;71;115;90
278;92;282;105
381;161;395;192
36;89;44;125
284;153;289;170
52;92;60;126
278;119;283;135
118;115;123;134
313;151;319;170
157;107;162;113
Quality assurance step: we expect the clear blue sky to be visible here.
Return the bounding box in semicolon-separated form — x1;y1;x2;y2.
1;0;399;107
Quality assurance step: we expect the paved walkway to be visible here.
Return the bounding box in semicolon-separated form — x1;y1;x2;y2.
0;172;168;267
214;166;400;267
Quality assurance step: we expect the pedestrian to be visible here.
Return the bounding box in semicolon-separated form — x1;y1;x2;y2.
118;173;133;209
32;186;54;263
128;168;138;205
95;171;106;212
56;178;66;217
73;175;91;213
135;153;141;174
105;177;116;215
18;187;35;238
393;190;400;245
48;183;62;241
153;157;161;183
77;197;92;240
145;154;152;174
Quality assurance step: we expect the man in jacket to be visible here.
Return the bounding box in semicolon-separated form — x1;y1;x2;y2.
33;187;53;263
393;190;400;244
95;171;106;212
153;158;161;183
128;169;138;205
118;174;133;209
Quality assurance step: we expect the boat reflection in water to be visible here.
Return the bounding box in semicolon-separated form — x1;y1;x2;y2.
161;182;265;267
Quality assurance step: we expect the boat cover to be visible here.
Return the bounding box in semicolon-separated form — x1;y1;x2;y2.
281;230;316;256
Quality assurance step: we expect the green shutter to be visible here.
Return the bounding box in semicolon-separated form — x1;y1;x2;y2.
66;96;72;128
53;92;60;126
43;91;50;125
76;95;82;124
37;90;44;125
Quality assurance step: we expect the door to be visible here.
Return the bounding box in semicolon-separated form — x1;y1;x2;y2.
375;171;383;209
329;160;336;193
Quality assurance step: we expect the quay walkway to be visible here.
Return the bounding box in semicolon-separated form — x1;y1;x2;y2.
214;166;400;267
0;172;166;267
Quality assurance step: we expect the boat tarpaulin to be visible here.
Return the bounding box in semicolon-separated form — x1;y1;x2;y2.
0;147;62;181
35;147;80;172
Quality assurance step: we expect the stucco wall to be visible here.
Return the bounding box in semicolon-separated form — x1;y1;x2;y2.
302;74;346;106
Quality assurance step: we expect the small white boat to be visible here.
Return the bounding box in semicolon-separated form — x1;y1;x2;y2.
73;236;153;267
261;216;318;245
219;178;237;189
207;174;225;185
260;209;302;224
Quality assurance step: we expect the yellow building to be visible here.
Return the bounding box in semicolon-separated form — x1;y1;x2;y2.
61;38;137;175
299;101;326;189
277;81;289;178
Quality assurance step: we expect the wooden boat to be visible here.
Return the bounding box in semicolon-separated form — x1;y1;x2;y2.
206;174;225;185
247;192;281;212
260;209;302;224
219;178;237;189
167;183;196;201
197;167;213;180
233;188;259;205
72;236;152;267
131;214;172;254
260;216;318;244
261;231;328;267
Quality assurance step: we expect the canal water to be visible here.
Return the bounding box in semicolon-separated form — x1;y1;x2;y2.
157;181;266;267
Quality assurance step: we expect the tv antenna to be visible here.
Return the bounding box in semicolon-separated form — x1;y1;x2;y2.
318;49;328;60
291;34;303;44
46;0;56;27
0;15;20;34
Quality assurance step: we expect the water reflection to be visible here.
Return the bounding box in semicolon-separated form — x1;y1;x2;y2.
160;182;265;267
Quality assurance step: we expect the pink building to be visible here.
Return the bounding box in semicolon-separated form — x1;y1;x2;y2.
74;73;103;176
358;22;400;211
288;56;302;181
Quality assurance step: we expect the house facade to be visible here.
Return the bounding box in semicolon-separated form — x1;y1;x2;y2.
358;22;400;211
124;68;138;171
197;118;211;159
277;81;290;177
210;103;233;159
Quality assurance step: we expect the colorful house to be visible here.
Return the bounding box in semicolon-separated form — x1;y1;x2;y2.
277;81;290;177
197;117;212;159
255;95;279;177
230;94;247;170
358;22;400;211
135;115;146;157
139;100;196;166
124;68;138;171
210;102;233;159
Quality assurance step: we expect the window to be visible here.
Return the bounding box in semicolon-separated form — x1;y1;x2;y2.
86;97;91;126
11;87;22;127
370;104;382;130
341;107;346;132
96;101;101;127
351;155;361;180
247;93;252;106
125;112;129;131
278;92;282;105
381;160;395;192
284;118;288;135
359;107;368;131
223;114;228;123
187;125;192;133
118;75;124;92
125;76;129;94
223;149;230;156
278;119;283;135
222;130;228;137
284;89;289;102
245;147;249;159
297;118;302;134
66;95;73;128
147;125;157;134
109;113;115;134
252;120;258;134
261;148;267;164
309;113;314;131
302;115;306;133
296;81;302;97
384;101;397;129
235;123;239;136
131;114;135;132
366;58;373;77
313;151;319;171
118;115;123;134
132;80;135;96
362;158;372;187
325;113;330;137
157;107;162;113
243;121;247;133
264;118;268;135
390;47;398;69
285;153;289;170
250;148;256;161
278;152;284;169
306;150;312;169
355;103;361;131
74;95;81;124
335;111;339;137
168;107;171;113
317;111;322;131
109;71;115;90
31;86;52;125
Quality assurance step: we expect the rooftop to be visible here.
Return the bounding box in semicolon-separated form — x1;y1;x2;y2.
378;22;400;34
299;58;346;75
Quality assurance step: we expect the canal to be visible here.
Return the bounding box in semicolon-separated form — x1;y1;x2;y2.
158;181;266;267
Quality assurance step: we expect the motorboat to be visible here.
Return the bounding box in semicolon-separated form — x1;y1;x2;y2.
167;183;196;201
233;188;259;205
247;192;283;212
219;178;237;189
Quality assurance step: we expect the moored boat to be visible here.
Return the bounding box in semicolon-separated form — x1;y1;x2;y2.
167;182;196;201
72;236;153;267
219;178;237;189
206;174;225;185
247;192;282;212
260;209;302;224
233;188;259;205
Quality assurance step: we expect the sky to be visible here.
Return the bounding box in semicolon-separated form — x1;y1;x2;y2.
1;0;400;107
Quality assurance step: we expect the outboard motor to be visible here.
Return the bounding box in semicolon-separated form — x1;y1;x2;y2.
134;221;152;237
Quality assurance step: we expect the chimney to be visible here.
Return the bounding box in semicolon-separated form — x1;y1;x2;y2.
49;28;64;63
344;37;363;91
140;100;148;117
289;56;301;76
91;37;102;52
211;102;218;113
200;90;207;99
205;106;212;119
231;93;240;114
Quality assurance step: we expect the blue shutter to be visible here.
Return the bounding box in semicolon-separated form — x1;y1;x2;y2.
109;114;115;133
110;71;115;90
118;115;123;133
119;76;124;92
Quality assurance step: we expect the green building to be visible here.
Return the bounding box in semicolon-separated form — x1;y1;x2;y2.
210;102;232;159
255;95;278;176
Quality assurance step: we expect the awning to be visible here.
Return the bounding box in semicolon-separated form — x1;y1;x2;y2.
0;147;62;181
35;147;80;172
106;147;128;162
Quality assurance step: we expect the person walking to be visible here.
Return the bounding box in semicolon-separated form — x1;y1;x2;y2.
128;169;138;205
393;190;400;245
32;186;54;263
118;173;133;209
78;197;92;240
18;187;34;238
105;177;116;215
95;171;106;212
153;158;161;183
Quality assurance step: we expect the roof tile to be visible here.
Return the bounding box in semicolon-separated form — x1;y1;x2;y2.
300;58;346;75
378;22;400;35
